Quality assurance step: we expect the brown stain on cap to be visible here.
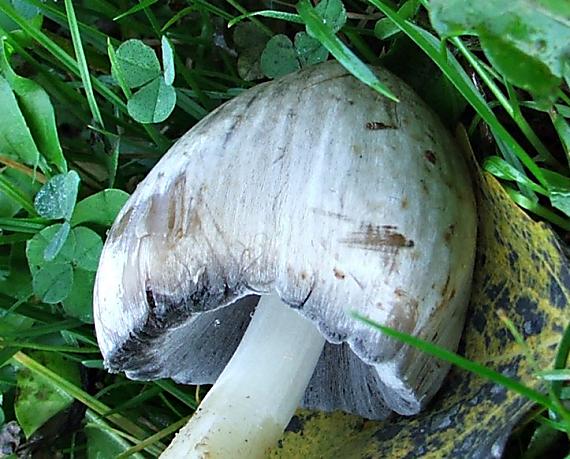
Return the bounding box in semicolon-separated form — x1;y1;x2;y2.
342;223;415;251
366;121;397;130
334;268;346;280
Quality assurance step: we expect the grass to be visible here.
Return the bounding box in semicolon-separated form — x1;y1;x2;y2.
0;0;568;457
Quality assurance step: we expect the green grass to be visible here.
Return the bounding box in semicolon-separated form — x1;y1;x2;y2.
0;0;568;457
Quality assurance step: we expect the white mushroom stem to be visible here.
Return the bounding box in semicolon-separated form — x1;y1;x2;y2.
160;293;326;459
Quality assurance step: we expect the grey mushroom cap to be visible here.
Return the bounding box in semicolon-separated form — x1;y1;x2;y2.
94;61;476;419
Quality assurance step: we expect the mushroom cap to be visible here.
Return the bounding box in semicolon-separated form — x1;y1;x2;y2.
94;61;476;418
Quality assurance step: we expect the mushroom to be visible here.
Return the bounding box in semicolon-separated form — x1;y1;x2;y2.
94;61;476;458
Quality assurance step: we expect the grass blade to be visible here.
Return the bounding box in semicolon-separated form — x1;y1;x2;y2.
352;311;558;412
535;369;570;382
505;187;570;231
63;0;104;128
116;415;191;459
113;0;159;21
153;379;197;409
0;174;36;215
552;323;570;398
228;10;303;28
452;37;558;166
11;351;151;441
0;341;99;353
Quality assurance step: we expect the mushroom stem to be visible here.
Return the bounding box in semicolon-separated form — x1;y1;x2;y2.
160;293;326;459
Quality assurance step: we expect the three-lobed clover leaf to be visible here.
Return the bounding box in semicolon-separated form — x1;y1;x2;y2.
113;37;177;124
259;0;346;79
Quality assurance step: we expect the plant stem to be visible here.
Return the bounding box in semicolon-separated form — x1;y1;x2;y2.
160;293;325;459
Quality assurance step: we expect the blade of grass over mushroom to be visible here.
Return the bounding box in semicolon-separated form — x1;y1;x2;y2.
366;0;548;189
63;0;104;128
351;312;557;412
297;0;398;102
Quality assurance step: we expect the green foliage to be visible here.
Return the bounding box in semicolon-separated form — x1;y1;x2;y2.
43;221;70;262
542;169;570;217
313;0;346;34
113;38;176;124
63;269;95;323
294;32;329;67
233;22;270;81
72;227;103;272
71;189;129;227
258;0;347;79
261;35;301;78
0;0;39;34
0;40;66;173
0;75;42;168
26;223;102;317
127;76;176;124
31;262;73;304
26;224;76;274
0;0;567;456
14;351;80;438
374;0;419;40
429;0;570;99
85;410;145;459
34;171;79;221
162;36;175;86
115;39;161;88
